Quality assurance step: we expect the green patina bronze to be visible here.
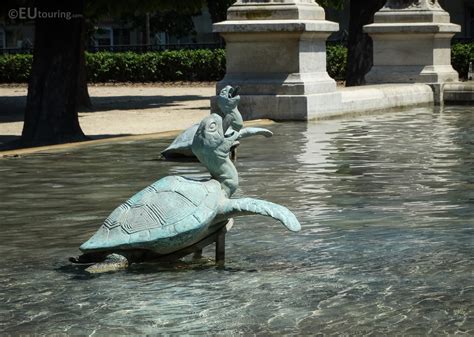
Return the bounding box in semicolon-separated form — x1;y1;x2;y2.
161;86;273;159
72;87;300;272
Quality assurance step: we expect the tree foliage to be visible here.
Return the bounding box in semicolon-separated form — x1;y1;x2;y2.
206;0;234;23
317;0;346;10
85;0;204;19
452;43;474;79
0;0;32;19
126;11;200;41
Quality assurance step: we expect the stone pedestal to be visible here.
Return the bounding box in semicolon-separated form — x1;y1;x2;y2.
212;0;340;120
364;0;461;84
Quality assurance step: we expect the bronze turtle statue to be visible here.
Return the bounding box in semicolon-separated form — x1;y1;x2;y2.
72;113;300;273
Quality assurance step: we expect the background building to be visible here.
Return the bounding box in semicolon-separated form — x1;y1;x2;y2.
0;2;472;52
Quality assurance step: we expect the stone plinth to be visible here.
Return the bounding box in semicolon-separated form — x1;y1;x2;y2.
212;0;340;120
444;82;474;103
364;0;461;84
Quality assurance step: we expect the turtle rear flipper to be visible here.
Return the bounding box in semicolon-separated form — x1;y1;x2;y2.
222;198;301;232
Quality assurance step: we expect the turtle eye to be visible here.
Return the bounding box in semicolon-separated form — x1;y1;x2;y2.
208;122;217;132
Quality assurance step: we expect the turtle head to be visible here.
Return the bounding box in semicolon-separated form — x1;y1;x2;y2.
217;85;240;114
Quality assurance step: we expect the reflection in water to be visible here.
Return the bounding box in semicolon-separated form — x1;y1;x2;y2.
0;106;473;335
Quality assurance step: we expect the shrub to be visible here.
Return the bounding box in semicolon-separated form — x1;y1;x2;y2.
0;49;226;83
0;43;471;83
452;43;474;79
85;49;226;82
0;54;33;83
327;44;347;80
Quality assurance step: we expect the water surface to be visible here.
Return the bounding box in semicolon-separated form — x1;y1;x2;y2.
1;106;473;335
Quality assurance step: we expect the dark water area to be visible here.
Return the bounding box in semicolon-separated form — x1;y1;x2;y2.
0;106;473;335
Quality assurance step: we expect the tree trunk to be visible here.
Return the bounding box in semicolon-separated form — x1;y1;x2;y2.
346;0;386;86
22;0;87;146
76;17;92;110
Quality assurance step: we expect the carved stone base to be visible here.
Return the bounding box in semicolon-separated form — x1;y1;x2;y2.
364;3;460;84
367;65;459;84
212;91;343;121
213;0;339;120
227;0;326;21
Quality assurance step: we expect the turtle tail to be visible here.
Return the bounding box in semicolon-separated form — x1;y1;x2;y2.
222;198;301;232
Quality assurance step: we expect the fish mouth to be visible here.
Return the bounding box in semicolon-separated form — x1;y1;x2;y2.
229;86;240;98
224;129;238;139
217;85;241;116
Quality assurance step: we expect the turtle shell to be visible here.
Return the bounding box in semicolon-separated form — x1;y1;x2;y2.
80;176;224;255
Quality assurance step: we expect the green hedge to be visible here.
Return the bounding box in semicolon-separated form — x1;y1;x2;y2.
0;44;471;83
452;43;474;79
0;54;33;82
86;49;226;82
0;49;226;83
327;44;347;80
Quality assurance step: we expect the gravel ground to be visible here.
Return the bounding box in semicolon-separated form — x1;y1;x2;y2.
0;84;216;146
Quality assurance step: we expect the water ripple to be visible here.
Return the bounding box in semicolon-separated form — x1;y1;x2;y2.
0;106;473;334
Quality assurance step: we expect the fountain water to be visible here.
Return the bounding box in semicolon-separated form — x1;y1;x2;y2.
1;104;473;334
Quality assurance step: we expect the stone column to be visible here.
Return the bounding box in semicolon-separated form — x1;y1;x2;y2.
364;0;461;84
213;0;340;120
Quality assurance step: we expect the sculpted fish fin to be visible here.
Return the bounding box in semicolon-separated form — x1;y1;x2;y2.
238;127;273;139
222;198;301;232
161;124;199;157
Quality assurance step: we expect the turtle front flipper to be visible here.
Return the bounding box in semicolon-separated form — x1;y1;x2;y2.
221;198;301;232
238;127;273;140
